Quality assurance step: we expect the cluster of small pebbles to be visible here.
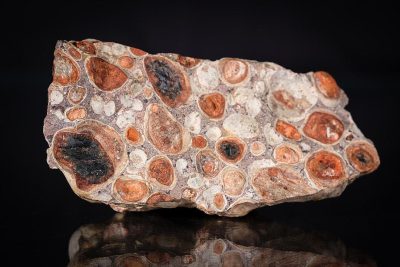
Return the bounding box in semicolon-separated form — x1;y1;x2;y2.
44;39;380;216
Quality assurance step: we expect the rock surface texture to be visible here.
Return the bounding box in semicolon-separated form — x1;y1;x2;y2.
44;39;380;216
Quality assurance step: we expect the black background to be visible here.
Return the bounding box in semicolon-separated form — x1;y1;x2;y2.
1;1;399;266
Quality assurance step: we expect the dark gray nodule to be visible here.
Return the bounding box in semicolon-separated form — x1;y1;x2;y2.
220;141;240;160
146;59;182;100
60;133;113;184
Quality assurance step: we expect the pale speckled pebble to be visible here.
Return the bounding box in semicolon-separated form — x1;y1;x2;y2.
90;95;104;115
184;111;201;134
131;99;143;111
206;126;222;141
103;101;116;116
129;149;147;169
176;158;188;174
223;113;259;139
116;109;135;129
50;90;63;105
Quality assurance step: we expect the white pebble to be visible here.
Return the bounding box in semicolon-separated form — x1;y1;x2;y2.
132;69;144;82
206;126;222;141
184;111;201;134
263;123;283;146
119;94;133;108
103;101;116;116
223;113;259;139
53;109;64;120
254;81;266;97
131;99;143;111
176;159;188;174
111;43;126;56
300;142;311;152
90;95;104;114
246;97;262;117
195;63;220;90
116;109;135;129
129;149;147;168
50;90;63;105
232;87;253;105
187;173;204;189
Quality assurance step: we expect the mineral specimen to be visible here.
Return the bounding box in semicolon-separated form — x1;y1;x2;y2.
68;214;376;266
44;39;380;216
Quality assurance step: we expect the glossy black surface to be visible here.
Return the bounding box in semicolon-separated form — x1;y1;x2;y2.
1;1;398;266
68;212;375;266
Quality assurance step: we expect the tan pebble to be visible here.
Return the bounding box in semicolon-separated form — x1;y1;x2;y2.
250;141;266;156
66;107;86;121
67;86;86;104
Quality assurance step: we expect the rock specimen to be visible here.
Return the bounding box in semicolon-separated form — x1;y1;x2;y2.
44;39;380;216
68;214;376;266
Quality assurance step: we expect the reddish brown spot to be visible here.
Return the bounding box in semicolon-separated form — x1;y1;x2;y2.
66;107;87;121
146;192;175;205
306;151;346;180
67;86;86;104
198;92;226;120
346;142;380;173
220;58;249;85
274;144;301;164
196;149;222;178
272;90;296;109
314;71;340;99
216;137;246;164
275;120;302;141
303;111;344;144
148;156;175;187
114;178;148;202
118;56;134;69
177;55;200;68
146;104;186;154
86;57;128;91
125;126;142;145
68;47;81;60
144;55;191;108
130;46;148;56
213;193;226;210
192;135;208;149
52;51;80;86
222;168;246;196
73;40;96;55
252;167;316;202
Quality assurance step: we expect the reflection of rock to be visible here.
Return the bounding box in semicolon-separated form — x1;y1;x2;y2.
68;214;375;267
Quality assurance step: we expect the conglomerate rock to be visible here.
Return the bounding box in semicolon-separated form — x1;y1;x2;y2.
68;214;376;266
44;39;380;216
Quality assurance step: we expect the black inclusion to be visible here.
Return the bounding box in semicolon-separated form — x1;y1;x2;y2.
356;152;370;165
220;142;240;160
148;60;182;100
61;133;112;184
